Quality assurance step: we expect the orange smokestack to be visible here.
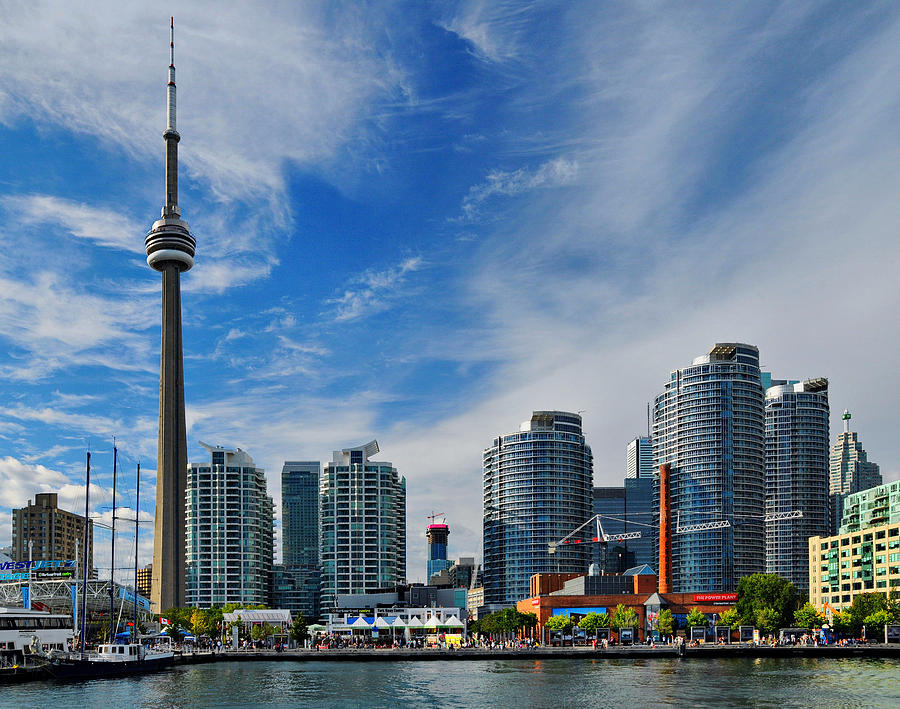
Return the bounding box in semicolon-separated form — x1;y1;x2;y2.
658;463;672;594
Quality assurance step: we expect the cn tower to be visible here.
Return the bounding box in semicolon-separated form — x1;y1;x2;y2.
146;18;195;611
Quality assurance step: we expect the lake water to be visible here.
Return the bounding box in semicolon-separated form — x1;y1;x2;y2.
7;657;900;708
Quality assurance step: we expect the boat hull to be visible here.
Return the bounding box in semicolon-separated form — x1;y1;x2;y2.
43;655;175;680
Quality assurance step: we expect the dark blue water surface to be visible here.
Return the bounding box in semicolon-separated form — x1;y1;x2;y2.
7;658;900;708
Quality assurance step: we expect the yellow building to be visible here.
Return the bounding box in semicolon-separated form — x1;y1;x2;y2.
809;520;900;613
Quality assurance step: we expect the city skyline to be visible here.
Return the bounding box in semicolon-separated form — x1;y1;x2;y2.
0;4;899;582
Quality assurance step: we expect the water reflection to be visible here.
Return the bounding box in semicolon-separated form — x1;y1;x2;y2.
6;657;900;708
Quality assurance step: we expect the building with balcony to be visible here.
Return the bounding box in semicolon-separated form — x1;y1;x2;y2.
652;343;766;593
764;377;830;590
483;411;593;606
319;441;406;612
838;480;900;534
12;493;93;574
809;518;900;613
185;443;274;607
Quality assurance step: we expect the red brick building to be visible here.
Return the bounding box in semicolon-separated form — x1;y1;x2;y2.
518;572;737;641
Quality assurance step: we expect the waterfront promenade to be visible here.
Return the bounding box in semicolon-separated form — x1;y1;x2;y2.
186;643;900;663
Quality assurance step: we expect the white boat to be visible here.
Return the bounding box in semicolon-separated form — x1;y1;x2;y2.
0;607;72;667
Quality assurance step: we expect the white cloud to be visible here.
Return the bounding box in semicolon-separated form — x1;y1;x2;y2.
0;271;154;382
329;256;424;322
2;195;143;254
459;156;578;220
0;456;69;510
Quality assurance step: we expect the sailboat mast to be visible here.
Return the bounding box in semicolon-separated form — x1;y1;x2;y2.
109;442;118;643
80;451;91;660
133;462;141;641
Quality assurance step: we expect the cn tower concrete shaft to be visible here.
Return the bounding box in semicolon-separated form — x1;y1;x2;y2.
151;264;188;611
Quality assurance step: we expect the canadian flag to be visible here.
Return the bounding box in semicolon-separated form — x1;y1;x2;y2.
160;617;171;626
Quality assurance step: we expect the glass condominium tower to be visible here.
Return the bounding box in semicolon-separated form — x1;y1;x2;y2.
319;441;406;611
279;461;321;619
483;411;593;605
764;378;830;591
653;343;765;593
185;443;274;607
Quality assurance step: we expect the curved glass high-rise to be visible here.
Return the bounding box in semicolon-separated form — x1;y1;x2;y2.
653;343;765;592
483;411;593;605
764;378;830;590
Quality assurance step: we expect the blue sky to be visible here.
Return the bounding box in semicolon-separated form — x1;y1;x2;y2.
0;1;898;585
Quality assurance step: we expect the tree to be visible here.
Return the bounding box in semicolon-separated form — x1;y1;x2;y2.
718;607;740;630
793;602;824;630
686;608;708;628
828;611;853;636
863;610;891;632
610;604;637;630
735;574;799;629
756;608;780;634
206;607;224;640
545;614;575;632
191;609;213;637
578;612;608;633
844;593;887;636
656;609;674;636
290;613;309;646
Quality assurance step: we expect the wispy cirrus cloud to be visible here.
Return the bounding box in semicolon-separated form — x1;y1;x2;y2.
2;195;143;254
459;156;578;221
329;256;424;322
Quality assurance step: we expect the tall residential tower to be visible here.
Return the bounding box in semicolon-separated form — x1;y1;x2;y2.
653;343;766;592
148;18;196;611
426;521;450;583
275;461;322;619
319;441;406;611
764;378;830;590
185;443;274;607
483;411;593;605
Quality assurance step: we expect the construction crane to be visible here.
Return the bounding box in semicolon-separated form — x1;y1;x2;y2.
548;514;642;554
427;512;446;525
548;514;642;575
674;509;803;535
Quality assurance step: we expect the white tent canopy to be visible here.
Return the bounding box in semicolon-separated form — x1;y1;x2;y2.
374;617;392;629
443;615;464;628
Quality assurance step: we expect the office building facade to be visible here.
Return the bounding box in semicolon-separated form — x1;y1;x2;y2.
764;378;830;590
829;410;881;534
483;411;593;605
185;443;274;607
279;461;322;619
319;441;406;611
12;493;93;572
653;343;766;593
626;437;655;479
